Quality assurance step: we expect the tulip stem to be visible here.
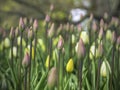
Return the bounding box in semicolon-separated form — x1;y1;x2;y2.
28;39;32;90
48;38;52;70
78;59;83;90
96;59;102;90
19;30;23;89
110;44;115;90
24;68;27;90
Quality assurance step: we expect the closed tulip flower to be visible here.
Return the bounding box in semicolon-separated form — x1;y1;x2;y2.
45;55;50;68
47;67;57;89
100;60;111;77
17;36;26;47
80;31;89;44
66;58;74;72
4;38;10;48
22;52;30;68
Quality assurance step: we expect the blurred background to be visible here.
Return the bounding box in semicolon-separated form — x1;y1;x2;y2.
0;0;120;27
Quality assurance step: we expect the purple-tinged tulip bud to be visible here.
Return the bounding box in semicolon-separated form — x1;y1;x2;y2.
45;14;50;22
97;43;103;58
98;27;104;40
10;27;15;39
28;27;33;39
89;13;93;21
111;31;116;44
22;52;30;68
116;36;120;50
111;17;119;27
117;36;120;46
33;19;38;32
57;35;64;50
23;17;28;26
57;24;63;35
29;18;33;25
103;12;108;20
19;17;25;30
48;23;54;38
100;19;104;28
76;38;86;59
15;27;19;37
50;4;54;11
92;21;97;32
47;67;57;89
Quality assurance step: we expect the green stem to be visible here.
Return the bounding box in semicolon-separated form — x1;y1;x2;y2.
24;68;27;90
110;44;115;90
28;39;32;90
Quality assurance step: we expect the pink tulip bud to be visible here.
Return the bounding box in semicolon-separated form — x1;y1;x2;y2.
57;35;64;50
19;17;25;30
33;19;38;32
47;67;57;89
98;27;104;40
22;52;30;68
77;38;86;59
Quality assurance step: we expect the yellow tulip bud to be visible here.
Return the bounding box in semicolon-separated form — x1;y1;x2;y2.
4;38;10;48
37;38;46;52
45;55;50;68
66;58;74;72
17;36;26;47
89;44;96;60
106;30;112;41
100;61;107;77
100;60;111;77
80;31;89;44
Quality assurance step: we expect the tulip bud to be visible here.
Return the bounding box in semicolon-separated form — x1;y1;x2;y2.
10;27;15;39
26;45;34;60
100;61;107;77
98;27;104;40
57;35;64;50
22;52;30;68
28;27;33;39
116;36;120;50
33;19;38;32
92;21;97;32
111;31;116;44
106;30;112;41
17;36;26;47
76;38;86;59
37;38;46;52
29;18;33;25
117;36;120;46
80;31;89;44
72;34;75;44
47;67;57;89
4;37;10;48
48;23;54;38
96;43;103;58
45;55;50;68
100;60;111;77
89;44;96;60
45;14;50;23
19;17;25;30
15;27;19;37
50;4;54;11
9;46;17;59
66;58;74;72
100;19;104;28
